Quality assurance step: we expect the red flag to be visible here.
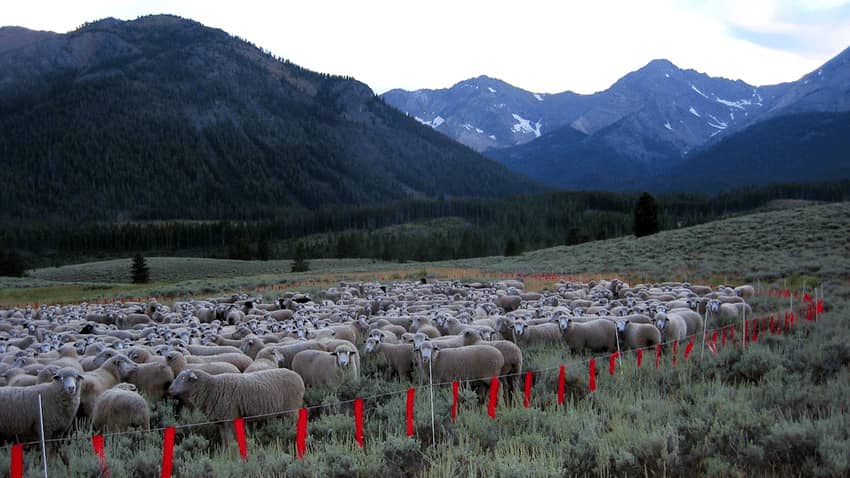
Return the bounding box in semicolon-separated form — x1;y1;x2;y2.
233;418;248;462
817;299;824;314
92;434;109;477
451;381;459;421
406;388;416;437
160;427;175;478
672;341;678;366
803;292;812;303
10;444;23;478
684;338;694;359
354;399;364;449
655;343;661;369
487;377;499;418
609;352;619;375
770;316;775;334
296;408;307;458
523;371;533;408
557;365;565;405
711;330;718;346
588;359;597;392
783;289;790;298
636;349;643;368
751;322;759;342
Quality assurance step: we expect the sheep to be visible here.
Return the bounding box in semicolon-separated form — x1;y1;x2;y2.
496;295;522;312
654;312;687;343
80;354;139;417
364;337;417;381
92;383;150;432
164;351;241;376
668;309;704;336
558;317;618;354
368;329;399;344
513;319;563;346
186;344;243;356
615;320;662;350
0;368;82;442
705;300;752;326
417;342;504;391
291;343;360;388
412;332;465;351
184;352;253;372
126;361;175;401
168;368;305;443
734;285;755;299
461;330;523;393
244;348;286;373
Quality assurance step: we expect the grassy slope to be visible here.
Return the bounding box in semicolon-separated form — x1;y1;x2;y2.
450;201;850;282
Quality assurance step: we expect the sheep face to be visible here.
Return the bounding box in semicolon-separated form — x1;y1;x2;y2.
418;342;437;364
513;321;527;337
55;368;82;396
168;370;199;399
558;316;571;331
615;320;628;333
708;300;721;314
332;349;353;368
364;338;380;353
412;333;428;350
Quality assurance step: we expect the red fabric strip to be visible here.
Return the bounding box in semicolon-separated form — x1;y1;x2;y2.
233;417;248;462
92;434;109;477
588;359;597;392
487;377;499;418
557;365;565;405
406;388;416;437
10;444;23;478
296;408;308;458
523;371;533;408
354;399;364;449
160;427;175;478
636;349;643;368
451;381;459;422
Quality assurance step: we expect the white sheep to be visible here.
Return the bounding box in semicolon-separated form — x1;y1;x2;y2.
291;343;360;388
0;367;82;442
92;383;150;432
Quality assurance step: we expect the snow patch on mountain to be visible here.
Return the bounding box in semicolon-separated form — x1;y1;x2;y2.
690;84;709;99
533;93;544;102
689;107;701;117
511;113;542;137
715;97;750;109
664;121;673;131
463;123;485;134
488;87;496;93
415;115;445;128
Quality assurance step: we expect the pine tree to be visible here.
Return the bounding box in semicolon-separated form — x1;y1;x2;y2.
257;239;272;261
633;192;660;237
0;250;26;277
291;242;310;273
504;237;522;256
131;254;150;283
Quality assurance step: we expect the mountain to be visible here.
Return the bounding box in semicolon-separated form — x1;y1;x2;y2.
382;76;590;151
382;60;784;156
0;16;539;221
385;49;850;191
658;111;850;193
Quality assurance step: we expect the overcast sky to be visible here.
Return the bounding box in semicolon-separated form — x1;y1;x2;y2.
4;0;850;94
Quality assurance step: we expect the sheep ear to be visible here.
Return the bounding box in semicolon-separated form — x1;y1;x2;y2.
188;371;198;381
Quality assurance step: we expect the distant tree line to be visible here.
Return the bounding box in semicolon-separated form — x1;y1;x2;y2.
1;180;848;271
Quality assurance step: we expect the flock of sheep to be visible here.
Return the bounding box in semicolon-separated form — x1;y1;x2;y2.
0;278;754;445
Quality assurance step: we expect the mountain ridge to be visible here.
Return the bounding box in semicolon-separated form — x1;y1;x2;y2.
0;15;541;221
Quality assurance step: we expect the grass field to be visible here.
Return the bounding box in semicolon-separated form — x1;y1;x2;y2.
2;202;849;477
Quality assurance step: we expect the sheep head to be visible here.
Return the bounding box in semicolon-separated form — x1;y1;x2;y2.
331;345;355;368
168;370;201;399
364;337;380;353
514;320;528;336
54;368;82;396
558;316;572;331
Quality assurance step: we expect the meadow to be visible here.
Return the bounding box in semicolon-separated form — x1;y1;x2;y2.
1;202;849;477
